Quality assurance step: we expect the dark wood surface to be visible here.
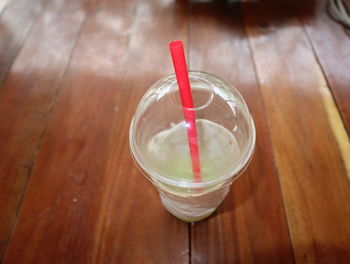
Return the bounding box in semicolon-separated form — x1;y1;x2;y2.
298;0;350;134
0;0;85;257
243;1;350;263
0;0;349;263
188;2;294;263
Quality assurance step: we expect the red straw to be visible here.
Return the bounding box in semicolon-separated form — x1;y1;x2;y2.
169;40;201;182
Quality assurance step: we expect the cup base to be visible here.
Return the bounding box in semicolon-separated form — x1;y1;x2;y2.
171;209;216;223
158;189;229;223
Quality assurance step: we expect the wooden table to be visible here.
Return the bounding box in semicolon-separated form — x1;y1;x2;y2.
1;0;349;263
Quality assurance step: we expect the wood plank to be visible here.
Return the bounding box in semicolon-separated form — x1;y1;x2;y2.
3;0;189;262
189;2;294;263
89;0;190;262
0;0;47;86
297;0;350;135
0;0;85;258
243;0;350;263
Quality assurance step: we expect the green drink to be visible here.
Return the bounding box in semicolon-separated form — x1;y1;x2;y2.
147;119;240;184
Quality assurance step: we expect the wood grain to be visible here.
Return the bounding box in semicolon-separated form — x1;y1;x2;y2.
0;0;47;86
297;0;350;135
1;0;350;262
3;0;189;263
0;0;85;258
188;1;294;263
90;0;190;262
243;0;350;263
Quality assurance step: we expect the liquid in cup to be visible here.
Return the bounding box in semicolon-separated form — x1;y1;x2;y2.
129;71;255;222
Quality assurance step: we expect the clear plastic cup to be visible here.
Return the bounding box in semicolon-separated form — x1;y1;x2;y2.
129;71;255;222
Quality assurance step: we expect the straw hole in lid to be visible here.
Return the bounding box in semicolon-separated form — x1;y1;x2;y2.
169;76;214;111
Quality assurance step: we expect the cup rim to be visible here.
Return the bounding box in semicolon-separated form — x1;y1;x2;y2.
129;71;256;189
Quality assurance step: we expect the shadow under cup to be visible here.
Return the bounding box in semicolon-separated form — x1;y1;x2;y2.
129;71;256;222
